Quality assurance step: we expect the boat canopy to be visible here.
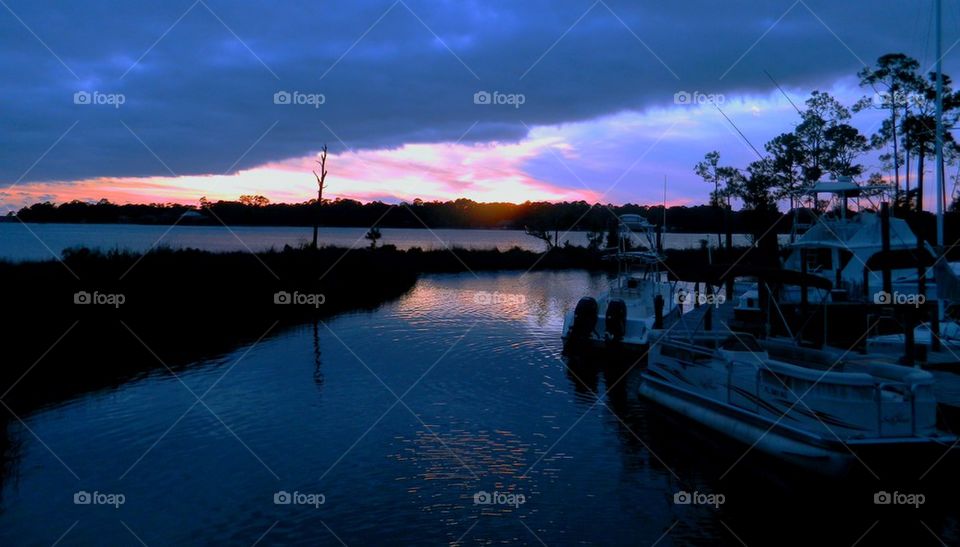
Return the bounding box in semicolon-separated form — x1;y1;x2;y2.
618;214;655;231
789;212;920;251
797;177;888;198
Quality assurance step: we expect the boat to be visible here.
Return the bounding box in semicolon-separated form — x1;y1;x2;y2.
731;181;942;351
561;215;680;352
770;178;932;305
866;261;960;361
639;331;956;475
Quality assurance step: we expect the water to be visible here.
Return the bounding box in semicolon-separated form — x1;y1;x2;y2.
1;271;956;546
0;223;767;262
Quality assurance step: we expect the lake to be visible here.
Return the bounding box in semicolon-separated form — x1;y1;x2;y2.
0;270;954;546
0;223;774;262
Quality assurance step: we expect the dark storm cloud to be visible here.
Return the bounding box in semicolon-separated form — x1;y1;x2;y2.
0;0;951;184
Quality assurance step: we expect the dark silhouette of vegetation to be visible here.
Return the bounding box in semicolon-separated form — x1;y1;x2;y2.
854;54;960;213
694;151;740;246
365;226;382;248
856;53;922;204
10;198;796;234
685;54;960;225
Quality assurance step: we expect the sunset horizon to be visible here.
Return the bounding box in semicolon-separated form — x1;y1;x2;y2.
5;1;960;545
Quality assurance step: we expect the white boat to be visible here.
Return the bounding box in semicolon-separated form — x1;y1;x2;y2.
736;179;934;310
867;322;960;356
561;215;679;351
865;262;960;358
639;331;955;475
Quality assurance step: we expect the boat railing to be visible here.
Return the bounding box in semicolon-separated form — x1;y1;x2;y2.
757;360;932;438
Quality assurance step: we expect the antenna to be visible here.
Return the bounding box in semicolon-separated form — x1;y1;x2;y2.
661;175;668;252
713;102;765;160
763;69;803;115
935;0;945;247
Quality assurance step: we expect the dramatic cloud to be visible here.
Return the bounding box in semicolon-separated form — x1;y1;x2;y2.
1;0;956;208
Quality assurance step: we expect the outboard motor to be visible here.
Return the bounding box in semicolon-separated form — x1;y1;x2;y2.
605;299;628;341
570;297;599;339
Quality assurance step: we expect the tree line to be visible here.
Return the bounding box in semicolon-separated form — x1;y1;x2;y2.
11;197;782;234
696;53;960;215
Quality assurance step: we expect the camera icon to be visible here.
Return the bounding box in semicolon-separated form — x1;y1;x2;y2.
73;91;92;105
274;491;292;504
473;491;492;505
274;291;291;304
673;91;692;105
874;291;892;305
273;91;292;105
74;491;92;504
874;491;891;505
673;491;691;504
473;91;492;105
74;291;91;304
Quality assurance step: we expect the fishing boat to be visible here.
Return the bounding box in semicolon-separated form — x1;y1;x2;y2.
561;215;679;352
866;261;960;360
740;178;934;307
639;331;956;475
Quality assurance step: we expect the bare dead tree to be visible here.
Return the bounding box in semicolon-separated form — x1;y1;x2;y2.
524;225;558;251
311;144;328;249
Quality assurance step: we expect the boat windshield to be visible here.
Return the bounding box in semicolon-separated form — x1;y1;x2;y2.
720;334;762;352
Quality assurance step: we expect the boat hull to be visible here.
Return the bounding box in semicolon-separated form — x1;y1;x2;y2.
639;375;855;475
639;374;955;477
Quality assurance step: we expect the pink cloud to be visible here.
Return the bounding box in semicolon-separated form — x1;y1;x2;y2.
2;138;600;212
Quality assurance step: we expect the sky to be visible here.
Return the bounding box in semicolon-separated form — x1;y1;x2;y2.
2;0;960;213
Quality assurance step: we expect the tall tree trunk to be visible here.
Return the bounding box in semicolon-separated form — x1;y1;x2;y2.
917;148;925;214
311;184;323;249
891;105;899;204
905;145;911;207
715;180;721;248
311;145;329;250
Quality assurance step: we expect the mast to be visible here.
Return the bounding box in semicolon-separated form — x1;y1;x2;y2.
935;0;946;340
936;0;945;247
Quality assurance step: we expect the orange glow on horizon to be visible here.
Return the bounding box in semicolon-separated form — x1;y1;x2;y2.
3;138;607;210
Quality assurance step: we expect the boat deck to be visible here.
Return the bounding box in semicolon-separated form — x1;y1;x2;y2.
657;301;960;422
658;300;739;338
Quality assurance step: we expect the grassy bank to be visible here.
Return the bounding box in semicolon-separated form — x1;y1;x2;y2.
0;243;609;410
0;241;768;412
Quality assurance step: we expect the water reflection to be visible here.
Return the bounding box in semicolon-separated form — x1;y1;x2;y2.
0;270;957;545
312;320;324;389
